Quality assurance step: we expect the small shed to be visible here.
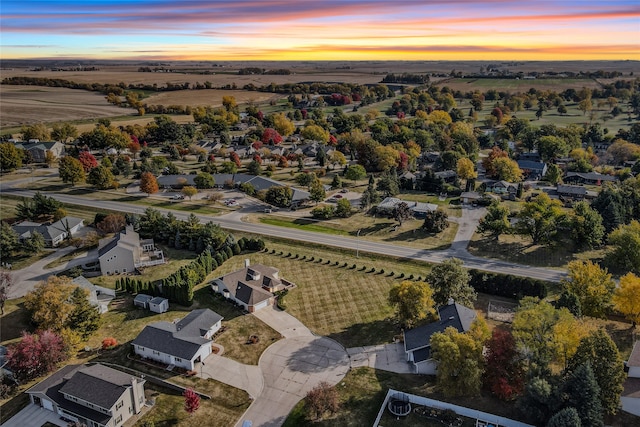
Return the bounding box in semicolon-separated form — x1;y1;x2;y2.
134;294;153;309
149;297;169;314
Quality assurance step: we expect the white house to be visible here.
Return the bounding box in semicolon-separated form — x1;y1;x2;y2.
25;363;145;427
132;309;223;371
622;341;640;416
71;276;115;314
149;297;169;314
14;141;65;163
98;225;165;275
211;260;294;312
404;301;477;374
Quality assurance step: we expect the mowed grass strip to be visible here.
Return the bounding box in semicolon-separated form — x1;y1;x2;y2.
216;242;431;347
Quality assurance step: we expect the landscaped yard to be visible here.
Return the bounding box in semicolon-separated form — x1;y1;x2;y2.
210;239;431;347
468;232;608;271
255;212;458;252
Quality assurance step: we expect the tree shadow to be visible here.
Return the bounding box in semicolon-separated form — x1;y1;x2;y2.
1;302;32;341
192;286;245;321
352;222;395;236
326;319;397;348
285;336;349;375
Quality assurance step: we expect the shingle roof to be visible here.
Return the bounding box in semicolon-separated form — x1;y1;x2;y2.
12;216;83;243
404;303;477;352
59;364;135;409
27;364;142;425
628;341;640;368
565;172;618;182
214;264;278;307
132;309;222;360
517;160;546;170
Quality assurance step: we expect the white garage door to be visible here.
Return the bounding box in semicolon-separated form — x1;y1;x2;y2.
253;300;269;311
42;399;54;411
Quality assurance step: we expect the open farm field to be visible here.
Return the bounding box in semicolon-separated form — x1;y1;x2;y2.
436;77;602;93
144;88;279;107
0;85;134;128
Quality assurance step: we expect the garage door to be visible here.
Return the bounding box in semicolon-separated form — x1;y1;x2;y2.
253;300;269;311
42;399;54;411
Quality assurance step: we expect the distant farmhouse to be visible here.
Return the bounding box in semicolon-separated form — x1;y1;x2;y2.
12;216;83;247
211;260;295;312
98;225;165;275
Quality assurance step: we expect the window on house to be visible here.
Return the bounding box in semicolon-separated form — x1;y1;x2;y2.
175;357;182;362
116;401;123;410
116;414;123;424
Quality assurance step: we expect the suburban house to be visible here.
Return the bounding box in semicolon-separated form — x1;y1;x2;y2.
376;197;438;219
132;308;223;371
622;341;640;416
71;276;115;314
156;174;196;189
404;301;477;374
15;141;65;163
556;184;597;200
564;171;618;185
460;191;483;204
98;225;165;275
211;173;311;206
434;170;458;183
483;180;518;195
12;216;83;247
211;260;295;312
25;363;145;427
516;160;547;179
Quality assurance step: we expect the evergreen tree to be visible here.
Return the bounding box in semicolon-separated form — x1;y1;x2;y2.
68;287;101;339
562;363;603;427
567;329;625;415
547;407;582;427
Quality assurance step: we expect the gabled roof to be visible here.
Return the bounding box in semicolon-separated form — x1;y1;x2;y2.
565;172;618;182
214;263;280;306
517;160;546;171
628;341;640;368
59;364;136;409
132;309;223;360
210;173;310;202
557;184;587;196
27;364;143;425
12;216;83;242
134;294;153;304
404;303;477;352
98;225;140;257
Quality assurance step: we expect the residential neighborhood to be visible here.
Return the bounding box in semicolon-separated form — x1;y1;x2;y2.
1;56;640;427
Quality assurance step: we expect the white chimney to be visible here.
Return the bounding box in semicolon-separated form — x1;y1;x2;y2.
244;259;250;268
447;297;454;305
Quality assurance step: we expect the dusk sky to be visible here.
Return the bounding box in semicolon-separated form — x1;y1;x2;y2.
2;0;639;61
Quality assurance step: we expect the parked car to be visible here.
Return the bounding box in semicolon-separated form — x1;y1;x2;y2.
264;208;272;213
340;188;349;193
172;195;185;200
327;197;337;203
334;194;343;199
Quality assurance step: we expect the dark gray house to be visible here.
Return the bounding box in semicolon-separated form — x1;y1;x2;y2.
404;302;477;374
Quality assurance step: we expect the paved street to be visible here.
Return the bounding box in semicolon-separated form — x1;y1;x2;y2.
1;187;567;282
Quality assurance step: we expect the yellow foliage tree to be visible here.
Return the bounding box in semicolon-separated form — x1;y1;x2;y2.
553;309;593;369
613;273;640;325
388;280;436;328
563;260;615;319
24;276;76;332
456;157;477;182
272;112;295;137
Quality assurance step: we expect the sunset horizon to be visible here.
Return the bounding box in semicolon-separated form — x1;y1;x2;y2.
2;1;639;61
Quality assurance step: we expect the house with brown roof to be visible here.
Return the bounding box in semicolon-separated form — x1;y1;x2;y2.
211;260;294;312
25;363;145;427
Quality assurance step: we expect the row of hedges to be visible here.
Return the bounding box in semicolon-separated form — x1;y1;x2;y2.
468;269;549;299
118;237;265;305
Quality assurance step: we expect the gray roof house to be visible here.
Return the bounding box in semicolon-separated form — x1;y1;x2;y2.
404;302;477;374
15;141;64;163
517;160;547;179
484;180;518;195
556;184;597;200
210;173;310;205
156;174;196;189
132;308;223;371
211;260;294;312
376;197;437;218
71;276;115;314
564;171;618;185
98;225;165;275
24;363;145;427
12;216;83;247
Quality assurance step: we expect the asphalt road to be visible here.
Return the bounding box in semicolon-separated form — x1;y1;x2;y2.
1;187;567;282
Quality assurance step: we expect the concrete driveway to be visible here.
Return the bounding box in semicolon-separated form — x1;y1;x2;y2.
237;335;350;427
347;342;413;374
252;305;312;338
202;353;263;399
3;403;67;427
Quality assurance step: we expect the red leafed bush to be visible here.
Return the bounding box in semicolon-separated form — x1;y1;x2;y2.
102;337;118;350
261;128;283;145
